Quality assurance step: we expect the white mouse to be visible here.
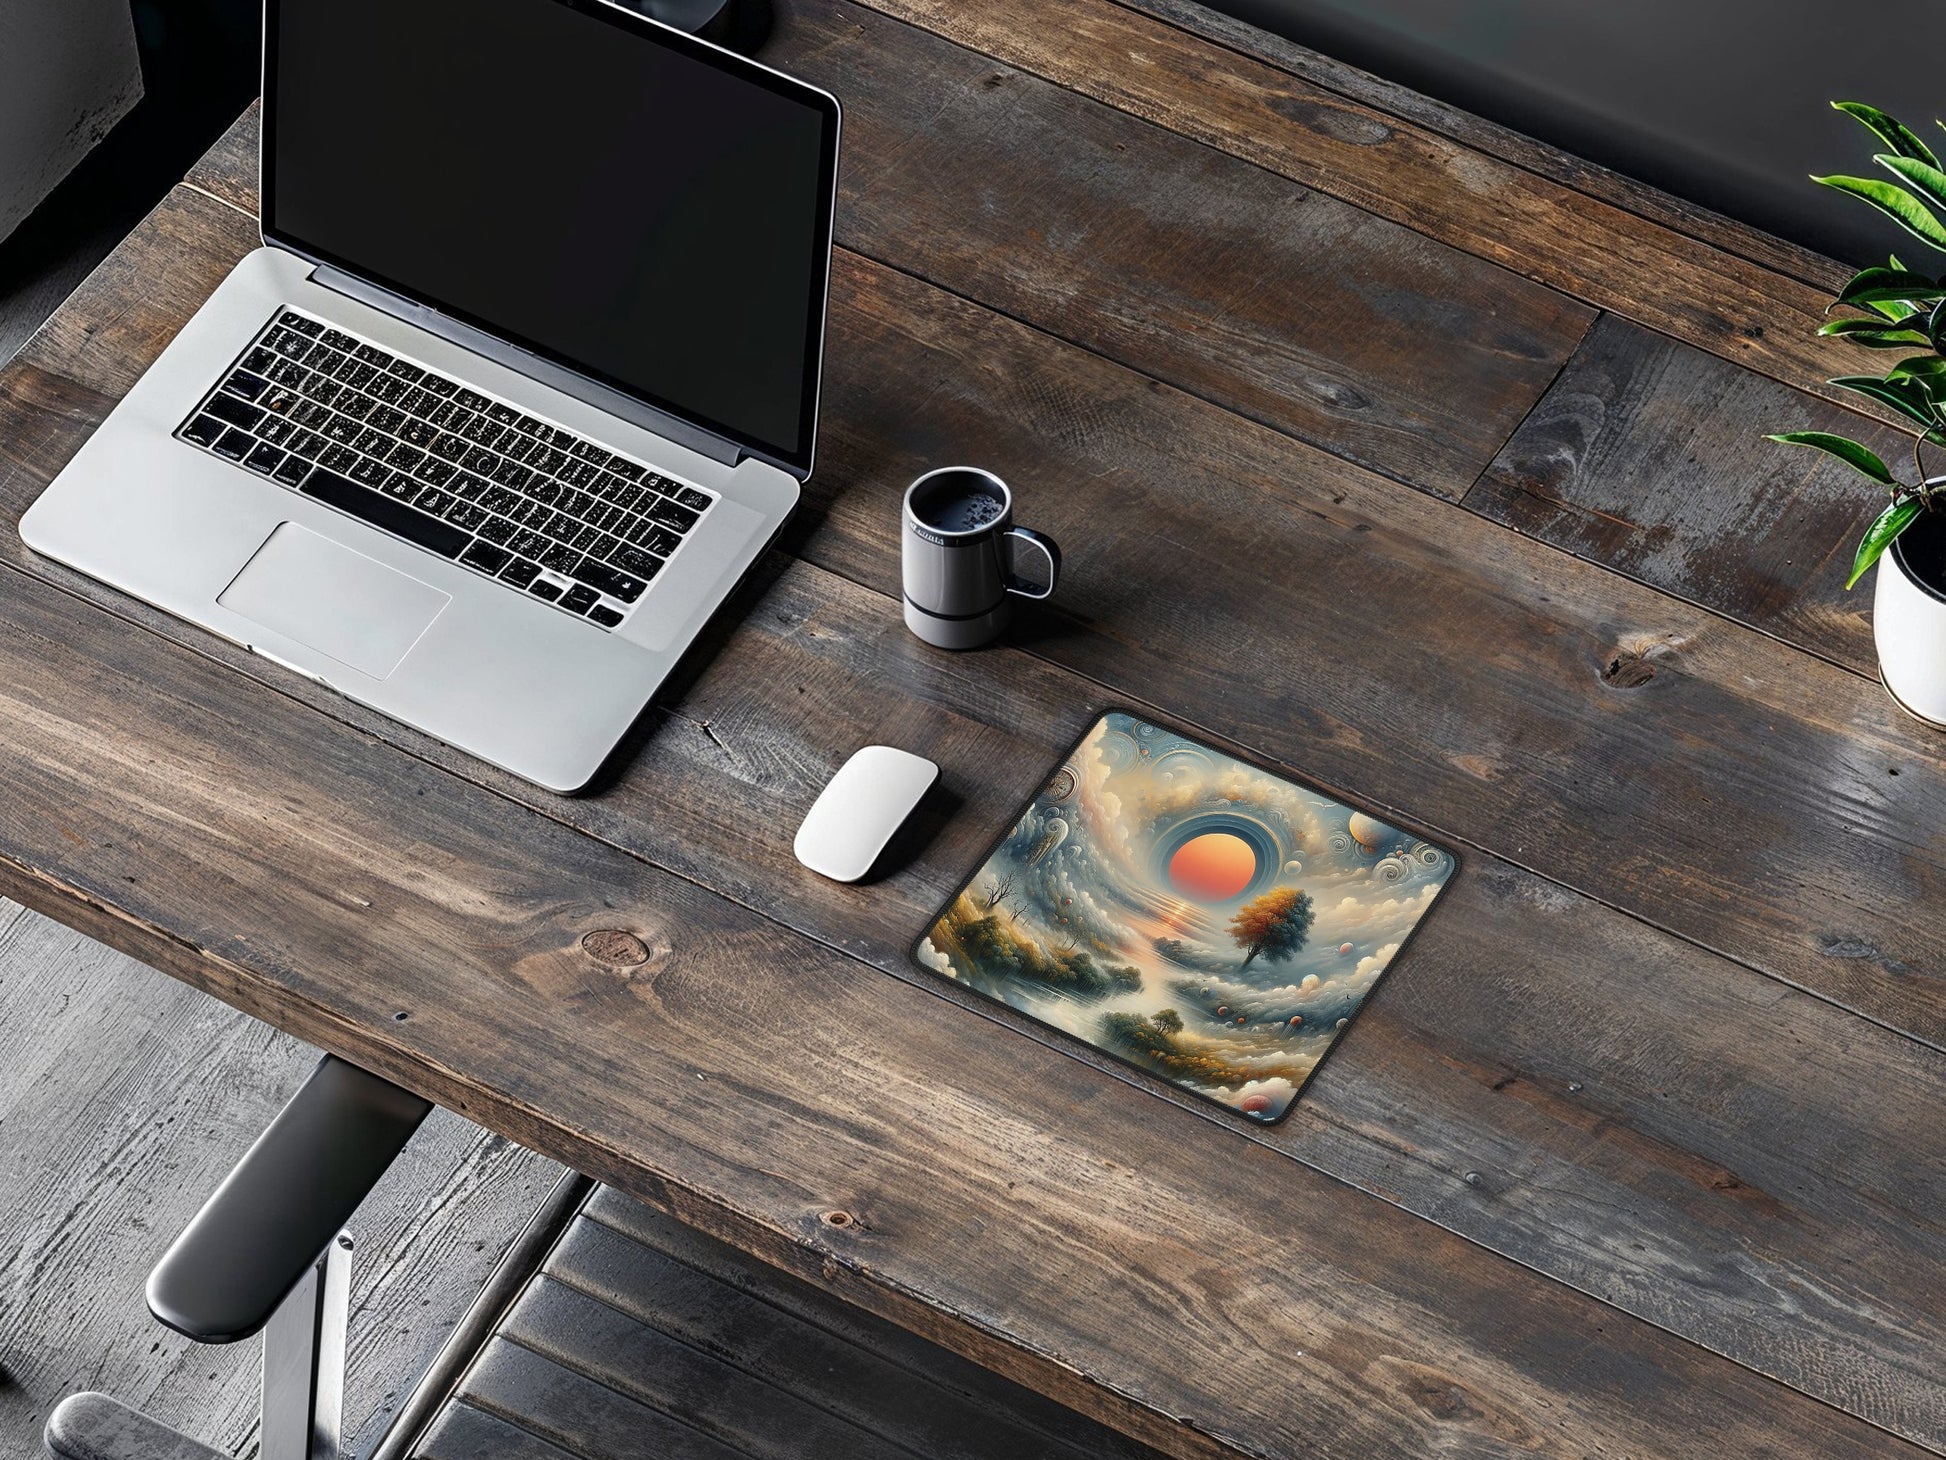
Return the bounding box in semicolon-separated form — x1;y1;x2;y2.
794;746;940;882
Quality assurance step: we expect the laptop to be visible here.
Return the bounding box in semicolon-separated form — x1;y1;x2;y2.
21;0;841;793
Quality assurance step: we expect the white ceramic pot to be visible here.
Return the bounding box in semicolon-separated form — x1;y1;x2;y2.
1874;504;1946;728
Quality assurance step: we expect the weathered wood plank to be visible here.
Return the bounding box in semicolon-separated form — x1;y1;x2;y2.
832;0;1901;434
0;900;563;1458
161;120;1946;1049
3;185;1945;1445
1466;314;1904;675
1111;0;1848;293
416;1402;579;1460
0;502;1923;1460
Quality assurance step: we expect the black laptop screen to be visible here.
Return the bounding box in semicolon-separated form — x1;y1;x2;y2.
265;0;839;473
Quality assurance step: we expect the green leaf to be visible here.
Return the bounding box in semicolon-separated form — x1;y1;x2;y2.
1818;315;1932;346
1887;353;1946;381
1834;101;1941;168
1827;374;1943;429
1879;153;1946;215
1814;174;1946;251
1848;497;1924;588
1837;266;1946;305
1765;431;1898;484
1930;299;1946;353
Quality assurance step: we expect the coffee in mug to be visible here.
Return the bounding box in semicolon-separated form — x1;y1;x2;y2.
902;467;1060;650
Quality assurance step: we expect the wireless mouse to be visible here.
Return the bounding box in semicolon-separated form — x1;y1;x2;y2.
794;746;940;882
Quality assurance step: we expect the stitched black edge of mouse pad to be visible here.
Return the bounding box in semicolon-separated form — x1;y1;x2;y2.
912;710;1458;1125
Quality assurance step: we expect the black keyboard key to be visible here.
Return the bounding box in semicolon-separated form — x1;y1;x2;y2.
499;557;541;588
479;487;521;516
608;459;645;483
301;342;341;370
386;443;426;471
181;414;225;447
485;402;521;426
560;584;599;614
266;358;308;388
626;522;681;556
420;373;459;397
352;427;390;456
381;472;420;501
265;327;309;355
281;312;324;337
428;399;468;429
243;347;278;375
398;418;438;447
244;442;286;475
568;523;601;551
510;530;551;560
490;460;534;492
301;469;467;558
452;388;491;412
569;440;612;466
261;387;301;416
526;445;567;475
337;392;376;421
258;417;297;446
675;486;712;512
529;579;564;602
223;371;269;402
540;543;581;574
387;360;425;384
367;374;406;405
205;393;266;431
568;558;646;603
559;488;597;520
320;416;360;444
354;342;393;366
461;446;500;474
412;458;457;486
430;432;468;462
461;540;512;574
319;444;359;473
288;431;327;460
478;516;517;545
644;496;699;532
415;487;455;516
560;459;600;489
272;455;312;487
350;455;392;488
587;604;624;629
446;500;489;531
320;328;359;352
213;427;254;460
368;405;407;435
610;545;666;581
290;401;332;428
450;472;489;500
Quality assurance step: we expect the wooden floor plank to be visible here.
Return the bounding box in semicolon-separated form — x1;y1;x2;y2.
415;1401;581;1460
0;901;563;1459
1466;314;1902;675
454;1341;748;1460
556;1203;1156;1460
0;497;1923;1459
2;183;1943;1446
503;1276;929;1460
836;0;1900;437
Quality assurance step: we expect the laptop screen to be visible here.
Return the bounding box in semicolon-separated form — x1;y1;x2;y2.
265;0;840;475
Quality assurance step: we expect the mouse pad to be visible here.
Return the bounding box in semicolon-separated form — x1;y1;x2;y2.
914;712;1457;1124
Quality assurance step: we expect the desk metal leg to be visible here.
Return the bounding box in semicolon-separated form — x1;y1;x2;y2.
260;1232;352;1460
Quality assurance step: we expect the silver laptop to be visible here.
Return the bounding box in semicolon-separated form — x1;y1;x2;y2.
21;0;841;793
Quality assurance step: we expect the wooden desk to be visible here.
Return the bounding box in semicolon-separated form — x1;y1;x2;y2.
1;3;1940;1456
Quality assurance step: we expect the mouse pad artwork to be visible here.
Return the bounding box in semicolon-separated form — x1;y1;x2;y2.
916;713;1456;1123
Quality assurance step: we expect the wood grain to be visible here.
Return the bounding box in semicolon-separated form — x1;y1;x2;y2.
0;483;1927;1460
839;0;1906;435
3;183;1944;1445
1467;315;1906;675
0;901;563;1457
1110;0;1848;293
173;110;1946;1049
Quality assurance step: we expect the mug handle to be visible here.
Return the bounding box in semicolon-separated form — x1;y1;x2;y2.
1004;526;1061;600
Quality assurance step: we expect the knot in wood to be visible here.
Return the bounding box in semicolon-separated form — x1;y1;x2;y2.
581;929;651;966
820;1209;855;1229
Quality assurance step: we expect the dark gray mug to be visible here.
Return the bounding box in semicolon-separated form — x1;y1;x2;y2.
902;467;1060;650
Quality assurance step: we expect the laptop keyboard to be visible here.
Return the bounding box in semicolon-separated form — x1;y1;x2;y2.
174;310;718;631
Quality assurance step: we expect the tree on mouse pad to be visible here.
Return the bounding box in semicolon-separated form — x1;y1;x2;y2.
1229;888;1314;970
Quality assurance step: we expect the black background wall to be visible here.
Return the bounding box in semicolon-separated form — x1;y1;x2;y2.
1215;0;1946;266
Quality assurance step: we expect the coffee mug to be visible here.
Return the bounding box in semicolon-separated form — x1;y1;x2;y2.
902;467;1061;650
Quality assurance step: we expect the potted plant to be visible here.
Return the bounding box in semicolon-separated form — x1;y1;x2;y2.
1769;101;1946;726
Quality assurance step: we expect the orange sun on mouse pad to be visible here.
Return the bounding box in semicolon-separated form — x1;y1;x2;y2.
914;712;1457;1124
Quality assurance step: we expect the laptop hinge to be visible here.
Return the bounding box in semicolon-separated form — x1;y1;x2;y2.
311;265;743;469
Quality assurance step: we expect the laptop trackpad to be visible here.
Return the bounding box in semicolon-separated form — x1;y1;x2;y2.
218;523;449;681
